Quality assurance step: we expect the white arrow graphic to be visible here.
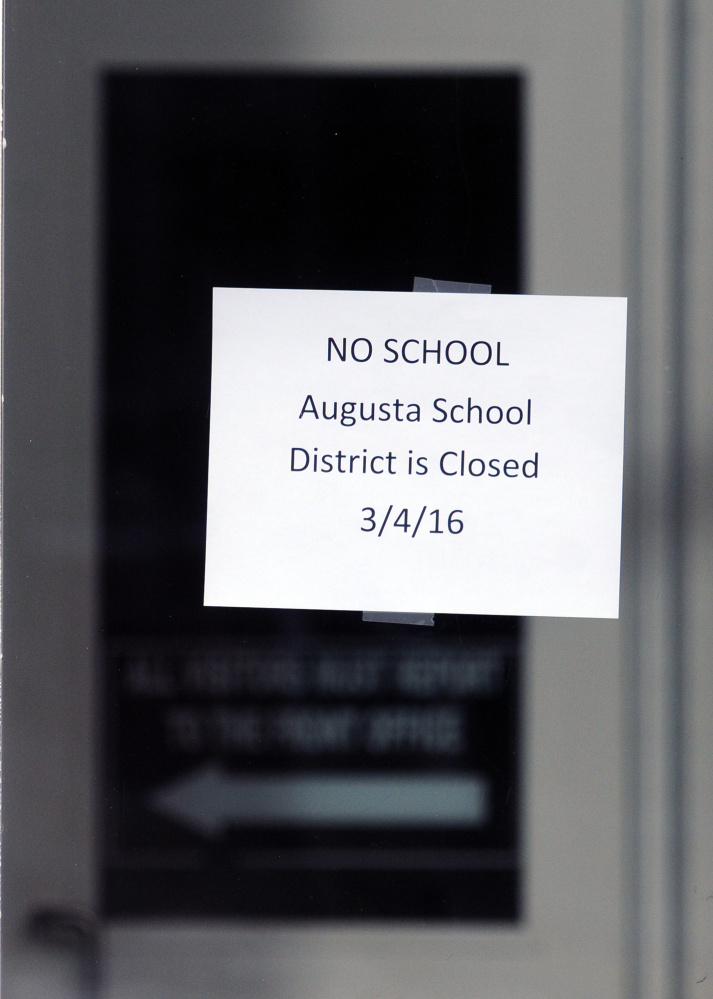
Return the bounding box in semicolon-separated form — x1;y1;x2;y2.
150;765;488;837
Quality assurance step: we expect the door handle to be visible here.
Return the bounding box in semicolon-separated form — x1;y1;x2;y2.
27;908;100;999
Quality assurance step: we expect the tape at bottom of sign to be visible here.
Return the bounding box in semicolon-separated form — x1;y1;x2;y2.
361;276;491;627
362;611;435;627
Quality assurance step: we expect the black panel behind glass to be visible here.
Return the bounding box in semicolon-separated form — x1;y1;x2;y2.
102;72;523;920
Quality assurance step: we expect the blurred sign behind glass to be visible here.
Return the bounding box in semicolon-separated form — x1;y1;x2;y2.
102;72;523;920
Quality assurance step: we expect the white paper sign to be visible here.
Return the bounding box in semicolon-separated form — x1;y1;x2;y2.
205;288;627;618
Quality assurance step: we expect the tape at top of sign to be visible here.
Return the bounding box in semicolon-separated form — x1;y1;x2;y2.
362;277;491;627
412;276;492;295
